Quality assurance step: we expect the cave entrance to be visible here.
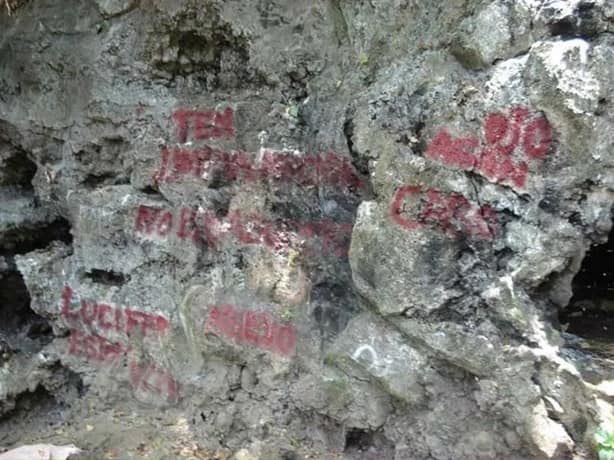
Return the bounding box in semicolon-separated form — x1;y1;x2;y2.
560;221;614;359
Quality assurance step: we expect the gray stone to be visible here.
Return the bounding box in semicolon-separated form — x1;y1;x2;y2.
1;0;613;458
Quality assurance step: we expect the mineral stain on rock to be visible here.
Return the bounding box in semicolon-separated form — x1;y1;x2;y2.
0;0;613;459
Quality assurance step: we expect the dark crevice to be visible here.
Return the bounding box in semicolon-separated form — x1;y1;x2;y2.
549;18;578;37
0;217;72;256
0;364;85;444
560;219;614;358
83;269;128;286
1;150;37;188
343;110;369;176
344;427;394;459
82;173;129;188
547;2;599;38
0;386;56;424
140;185;162;196
0;270;53;352
345;428;374;451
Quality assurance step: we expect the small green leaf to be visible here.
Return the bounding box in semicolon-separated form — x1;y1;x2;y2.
595;428;608;444
287;104;299;118
358;53;369;66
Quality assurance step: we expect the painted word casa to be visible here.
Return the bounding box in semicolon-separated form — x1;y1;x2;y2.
205;304;297;356
61;286;169;337
391;185;497;239
426;106;553;188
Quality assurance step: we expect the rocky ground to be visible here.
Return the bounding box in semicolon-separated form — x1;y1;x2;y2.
0;0;612;459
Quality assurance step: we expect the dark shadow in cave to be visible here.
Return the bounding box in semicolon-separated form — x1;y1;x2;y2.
0;217;72;256
0;270;53;352
560;220;613;359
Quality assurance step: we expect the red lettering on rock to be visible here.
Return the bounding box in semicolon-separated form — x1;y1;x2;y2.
68;330;125;364
130;362;180;403
426;129;479;170
134;204;352;258
391;185;423;230
80;299;98;326
60;287;169;340
172;108;234;143
97;303;114;330
391;185;497;239
62;285;79;323
205;304;296;356
153;148;170;184
522;116;552;159
425;107;553;189
135;206;161;235
126;309;149;337
178;208;198;242
153;147;363;189
156;211;173;237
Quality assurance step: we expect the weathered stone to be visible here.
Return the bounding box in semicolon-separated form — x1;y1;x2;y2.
0;0;612;458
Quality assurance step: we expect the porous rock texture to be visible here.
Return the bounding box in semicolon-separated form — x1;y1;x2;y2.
0;0;613;459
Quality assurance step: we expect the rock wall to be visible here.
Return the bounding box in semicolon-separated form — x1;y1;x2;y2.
0;0;612;458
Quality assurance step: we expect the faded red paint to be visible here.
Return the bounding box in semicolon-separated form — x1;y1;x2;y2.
390;185;423;230
134;206;352;257
205;304;297;356
425;107;553;188
69;329;125;364
130;361;180;403
172;108;234;143
390;185;496;239
64;286;178;403
68;330;179;403
522;116;553;159
425;130;479;170
153;147;364;189
62;285;169;338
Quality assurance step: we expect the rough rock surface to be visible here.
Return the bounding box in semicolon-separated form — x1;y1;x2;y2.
0;1;612;459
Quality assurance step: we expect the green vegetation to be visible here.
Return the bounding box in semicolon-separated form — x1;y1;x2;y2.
280;306;295;322
358;53;369;66
595;421;614;460
286;104;299;119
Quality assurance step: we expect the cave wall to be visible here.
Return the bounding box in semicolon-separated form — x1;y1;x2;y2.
0;0;612;459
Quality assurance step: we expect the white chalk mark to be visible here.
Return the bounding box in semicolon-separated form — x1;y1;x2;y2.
351;345;392;377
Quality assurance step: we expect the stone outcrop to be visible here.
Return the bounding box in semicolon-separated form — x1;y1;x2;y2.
0;1;612;458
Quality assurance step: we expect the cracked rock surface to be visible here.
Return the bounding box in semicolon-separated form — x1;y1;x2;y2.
0;1;612;459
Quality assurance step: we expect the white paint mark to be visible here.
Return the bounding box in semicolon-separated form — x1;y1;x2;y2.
351;345;393;378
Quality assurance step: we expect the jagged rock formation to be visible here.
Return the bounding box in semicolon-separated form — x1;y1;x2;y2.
0;1;612;459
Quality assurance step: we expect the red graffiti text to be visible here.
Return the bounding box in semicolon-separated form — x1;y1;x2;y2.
426;107;552;188
68;330;179;402
130;361;180;403
61;286;169;338
172;107;234;143
134;205;353;257
391;185;496;239
62;286;178;402
205;304;297;356
153;148;364;189
69;329;125;364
